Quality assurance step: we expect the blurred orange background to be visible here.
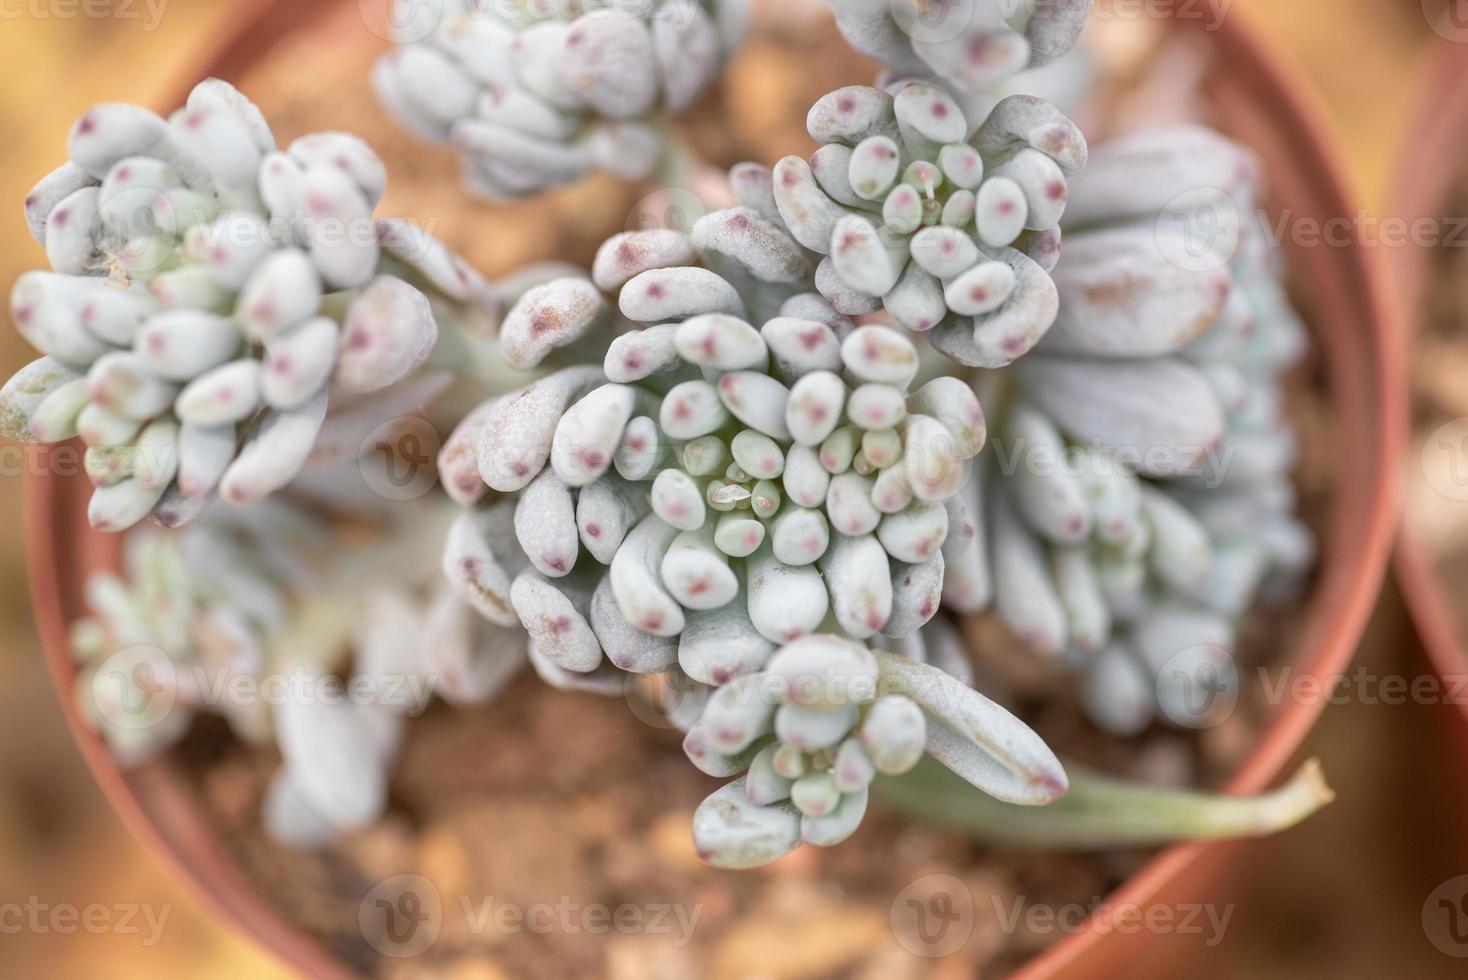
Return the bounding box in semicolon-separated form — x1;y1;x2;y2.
0;1;1457;977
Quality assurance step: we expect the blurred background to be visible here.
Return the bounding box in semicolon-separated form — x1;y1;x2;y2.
0;0;1462;976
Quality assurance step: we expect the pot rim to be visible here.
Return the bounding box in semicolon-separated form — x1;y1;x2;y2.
23;2;1405;978
1387;38;1468;724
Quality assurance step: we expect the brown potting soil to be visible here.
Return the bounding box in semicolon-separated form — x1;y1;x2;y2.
156;12;1333;979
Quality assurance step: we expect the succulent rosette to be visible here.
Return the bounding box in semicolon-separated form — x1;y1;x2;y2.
828;0;1094;94
733;81;1086;367
438;214;1082;861
71;500;524;846
0;80;501;533
443;224;990;673
687;631;1066;867
974;126;1314;734
373;0;747;198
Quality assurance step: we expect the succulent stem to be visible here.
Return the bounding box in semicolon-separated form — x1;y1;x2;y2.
874;756;1334;849
426;316;528;389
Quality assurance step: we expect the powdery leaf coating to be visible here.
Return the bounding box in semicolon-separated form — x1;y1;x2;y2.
219;389;327;504
927;248;1060;369
336;276;438;393
501;277;609;371
592;231;697;292
510;570;601;673
693;207;811;285
589;573;678;673
1014;355;1226;477
765;633;879;709
551;383;640;488
0;357;85;442
557;12;659;120
620;266;747;322
877;653;1068;805
376;1;737;197
1042;227;1232;357
1002;403;1092;545
990;480;1068;657
477;366;603;493
1063;125;1257;229
692;778;802;869
4;80;503;530
610;513;687;637
24;162;96;244
443;504;524;628
679;593;776;685
515;468;581;577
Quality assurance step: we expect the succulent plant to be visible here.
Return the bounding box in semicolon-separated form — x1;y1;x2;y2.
70;498;523;846
687;632;1066;867
373;0;747;198
34;1;1333;877
973;126;1314;734
446;272;990;676
734;81;1086;367
0;80;502;533
828;0;1095;94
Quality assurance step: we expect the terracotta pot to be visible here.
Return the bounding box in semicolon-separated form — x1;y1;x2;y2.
1389;41;1468;726
26;2;1403;978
